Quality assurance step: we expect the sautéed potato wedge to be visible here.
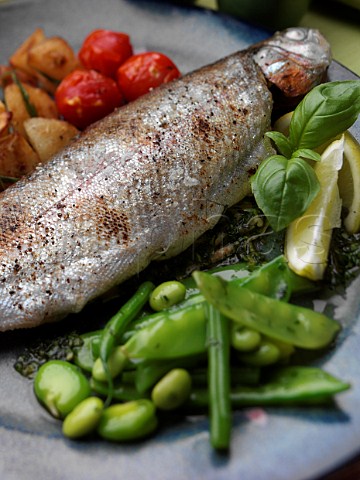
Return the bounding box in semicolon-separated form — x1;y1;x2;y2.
4;83;57;136
24;117;79;162
27;37;78;82
0;132;39;179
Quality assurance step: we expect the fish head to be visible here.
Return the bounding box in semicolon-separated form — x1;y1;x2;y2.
253;27;331;99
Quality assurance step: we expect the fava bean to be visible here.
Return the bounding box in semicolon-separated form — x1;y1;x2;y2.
63;397;104;439
231;325;261;352
151;368;192;410
149;281;186;311
238;340;281;367
263;336;295;361
34;360;90;419
97;399;157;441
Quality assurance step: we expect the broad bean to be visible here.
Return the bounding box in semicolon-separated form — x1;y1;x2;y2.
151;368;192;410
149;281;186;311
63;397;104;439
34;360;90;419
97;399;157;441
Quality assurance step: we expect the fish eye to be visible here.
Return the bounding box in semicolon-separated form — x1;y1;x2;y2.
285;28;306;41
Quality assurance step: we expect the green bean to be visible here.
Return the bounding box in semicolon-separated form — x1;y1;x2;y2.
63;397;104;439
149;281;186;311
188;367;351;407
206;303;231;450
90;377;146;402
190;366;261;387
231;324;262;352
151;368;192;410
97;399;158;441
193;271;340;349
99;281;155;362
98;281;154;404
34;360;90;419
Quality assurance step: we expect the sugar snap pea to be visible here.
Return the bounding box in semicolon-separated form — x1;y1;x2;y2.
92;346;128;382
122;302;207;360
193;271;340;349
121;255;313;344
134;354;204;394
73;330;102;372
188;367;351;407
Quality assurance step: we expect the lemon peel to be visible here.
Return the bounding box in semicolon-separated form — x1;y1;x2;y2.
338;131;360;234
273;111;293;136
285;136;344;281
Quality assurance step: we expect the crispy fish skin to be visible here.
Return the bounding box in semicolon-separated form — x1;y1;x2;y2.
0;28;331;331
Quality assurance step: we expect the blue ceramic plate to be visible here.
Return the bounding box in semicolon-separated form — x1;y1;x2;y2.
0;1;359;479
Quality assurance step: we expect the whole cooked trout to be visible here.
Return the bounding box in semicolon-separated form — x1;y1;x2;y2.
0;28;331;330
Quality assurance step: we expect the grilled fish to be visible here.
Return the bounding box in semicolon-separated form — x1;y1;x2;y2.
0;28;331;330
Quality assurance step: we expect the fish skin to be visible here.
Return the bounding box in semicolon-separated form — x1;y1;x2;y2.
0;29;330;331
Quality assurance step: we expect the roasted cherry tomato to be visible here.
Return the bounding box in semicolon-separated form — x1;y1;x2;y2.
55;69;124;129
116;52;181;102
79;29;133;78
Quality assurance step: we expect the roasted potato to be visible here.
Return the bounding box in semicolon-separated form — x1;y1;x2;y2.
24;117;79;162
27;36;79;82
4;82;58;136
0;132;40;179
0;104;12;137
9;28;45;79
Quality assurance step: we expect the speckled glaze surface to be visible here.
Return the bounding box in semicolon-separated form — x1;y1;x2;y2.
0;1;359;479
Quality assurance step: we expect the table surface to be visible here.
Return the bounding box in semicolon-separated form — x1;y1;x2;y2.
197;0;360;75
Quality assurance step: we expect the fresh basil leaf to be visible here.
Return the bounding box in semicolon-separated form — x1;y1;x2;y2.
289;80;360;150
251;155;320;232
265;131;293;158
292;148;321;162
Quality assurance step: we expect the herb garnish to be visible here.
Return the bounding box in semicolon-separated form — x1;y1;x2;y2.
251;81;360;232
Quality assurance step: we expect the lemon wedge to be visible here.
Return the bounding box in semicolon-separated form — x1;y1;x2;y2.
273;111;293;136
285;136;344;281
338;131;360;234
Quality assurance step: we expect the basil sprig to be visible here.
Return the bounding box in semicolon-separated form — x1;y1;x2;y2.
251;80;360;232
